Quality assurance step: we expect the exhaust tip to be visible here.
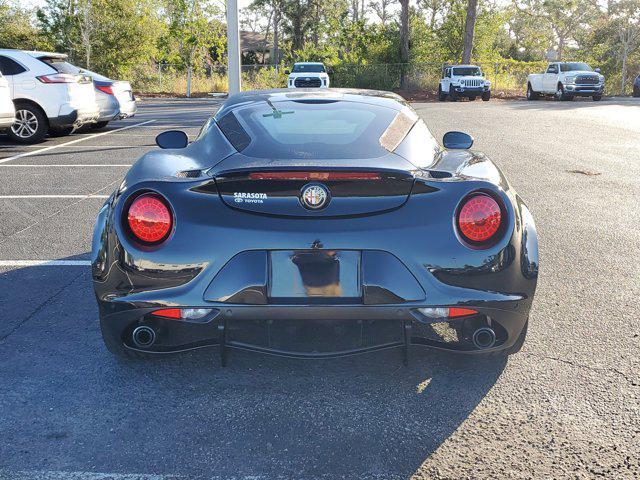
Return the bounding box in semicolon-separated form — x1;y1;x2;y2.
132;326;156;348
472;327;496;350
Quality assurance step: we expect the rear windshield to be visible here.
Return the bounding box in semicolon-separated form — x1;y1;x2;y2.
292;64;325;73
453;67;482;76
220;100;400;159
560;63;593;72
39;58;81;74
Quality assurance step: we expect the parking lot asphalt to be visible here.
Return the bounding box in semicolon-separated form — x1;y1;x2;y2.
0;97;638;480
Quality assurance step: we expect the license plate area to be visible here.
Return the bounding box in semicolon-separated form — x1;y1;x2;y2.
268;250;361;303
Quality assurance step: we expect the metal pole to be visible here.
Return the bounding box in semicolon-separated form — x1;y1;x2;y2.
226;0;241;94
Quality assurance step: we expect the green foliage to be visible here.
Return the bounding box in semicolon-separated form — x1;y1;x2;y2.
0;1;52;50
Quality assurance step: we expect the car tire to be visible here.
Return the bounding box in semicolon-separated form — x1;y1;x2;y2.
48;126;74;137
555;84;571;101
7;103;48;144
481;91;491;102
92;121;110;130
438;86;447;101
526;83;539;100
449;89;457;102
633;88;640;97
592;95;602;101
469;96;476;101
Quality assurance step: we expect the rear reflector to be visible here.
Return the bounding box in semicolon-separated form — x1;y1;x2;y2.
151;308;181;319
248;172;381;181
417;307;478;319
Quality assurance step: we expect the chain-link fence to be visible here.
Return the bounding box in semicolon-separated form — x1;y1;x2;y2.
131;61;639;97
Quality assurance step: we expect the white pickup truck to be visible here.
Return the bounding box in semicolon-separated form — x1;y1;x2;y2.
286;62;330;89
438;65;491;102
527;62;604;101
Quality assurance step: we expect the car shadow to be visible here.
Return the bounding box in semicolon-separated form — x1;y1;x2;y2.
0;255;506;479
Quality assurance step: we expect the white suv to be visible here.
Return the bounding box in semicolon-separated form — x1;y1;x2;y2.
0;49;100;143
286;62;330;89
439;65;491;102
0;71;15;131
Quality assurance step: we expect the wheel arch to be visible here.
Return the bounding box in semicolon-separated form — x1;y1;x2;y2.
12;98;50;128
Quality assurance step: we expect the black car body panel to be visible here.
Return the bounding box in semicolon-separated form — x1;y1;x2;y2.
92;89;538;361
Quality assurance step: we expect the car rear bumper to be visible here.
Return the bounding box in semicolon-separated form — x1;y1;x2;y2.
52;105;101;128
99;301;529;358
117;99;137;118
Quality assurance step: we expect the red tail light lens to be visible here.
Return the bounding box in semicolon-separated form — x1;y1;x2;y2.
127;193;172;244
96;84;114;95
36;74;78;84
457;193;502;243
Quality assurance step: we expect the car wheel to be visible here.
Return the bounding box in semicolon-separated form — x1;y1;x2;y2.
49;126;74;137
592;95;602;101
469;96;476;101
7;104;48;144
438;86;446;102
92;121;110;130
633;88;640;98
449;89;457;102
481;91;491;102
555;84;571;101
526;83;538;100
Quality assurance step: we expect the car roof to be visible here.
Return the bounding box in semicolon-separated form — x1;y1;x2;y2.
450;64;480;68
217;88;409;117
293;62;324;65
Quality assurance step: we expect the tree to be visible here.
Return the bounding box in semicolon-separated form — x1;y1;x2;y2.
399;0;409;87
462;0;478;63
0;1;51;50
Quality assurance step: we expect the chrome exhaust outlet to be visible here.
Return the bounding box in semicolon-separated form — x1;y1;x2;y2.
472;327;496;350
132;326;156;348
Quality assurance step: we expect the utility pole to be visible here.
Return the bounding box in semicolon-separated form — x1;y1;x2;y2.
226;0;242;95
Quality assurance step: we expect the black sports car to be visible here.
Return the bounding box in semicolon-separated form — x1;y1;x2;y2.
92;89;538;364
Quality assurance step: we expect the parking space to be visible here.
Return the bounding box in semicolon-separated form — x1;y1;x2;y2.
0;98;638;479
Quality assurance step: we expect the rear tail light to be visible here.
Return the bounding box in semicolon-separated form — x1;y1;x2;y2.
127;193;173;244
36;74;79;84
418;307;478;319
248;171;381;181
151;308;212;321
96;84;114;95
457;193;502;244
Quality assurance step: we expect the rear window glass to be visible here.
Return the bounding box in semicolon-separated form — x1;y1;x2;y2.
39;58;80;74
292;64;325;73
222;100;400;159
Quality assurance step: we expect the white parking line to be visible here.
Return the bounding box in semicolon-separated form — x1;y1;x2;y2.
0;120;156;165
0;164;131;167
0;260;90;267
0;195;109;199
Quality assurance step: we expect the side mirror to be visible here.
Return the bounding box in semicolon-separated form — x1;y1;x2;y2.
443;131;474;149
595;67;601;73
155;130;189;149
284;69;290;75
